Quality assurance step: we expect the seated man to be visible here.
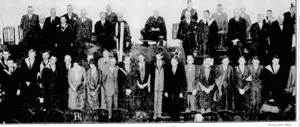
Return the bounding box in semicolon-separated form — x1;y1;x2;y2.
140;9;167;46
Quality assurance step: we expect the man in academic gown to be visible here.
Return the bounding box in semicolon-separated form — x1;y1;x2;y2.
75;9;93;44
44;8;61;52
250;14;269;65
105;5;118;27
114;13;132;54
177;11;197;56
62;5;79;32
265;10;284;57
198;10;218;59
164;56;186;121
282;5;296;53
95;12;114;50
1;59;21;122
19;49;40;108
141;9;167;43
261;55;289;110
180;0;198;21
56;16;74;62
226;9;247;65
20;6;39;50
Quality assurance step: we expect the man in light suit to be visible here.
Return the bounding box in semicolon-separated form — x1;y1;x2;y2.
20;6;39;51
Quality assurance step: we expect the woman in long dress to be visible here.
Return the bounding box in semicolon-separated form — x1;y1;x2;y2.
86;59;102;109
248;56;264;120
68;58;87;110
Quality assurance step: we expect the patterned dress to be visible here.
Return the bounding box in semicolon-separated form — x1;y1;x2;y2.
68;66;87;110
86;69;102;109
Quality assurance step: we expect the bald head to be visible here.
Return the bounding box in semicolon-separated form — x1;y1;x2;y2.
153;9;159;18
39;14;45;23
81;9;87;18
50;8;56;17
117;13;123;21
106;5;112;13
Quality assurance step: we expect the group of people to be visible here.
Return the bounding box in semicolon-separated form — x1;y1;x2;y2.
0;0;296;123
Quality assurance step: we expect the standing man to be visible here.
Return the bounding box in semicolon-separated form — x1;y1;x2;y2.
250;14;269;65
227;9;247;65
198;10;219;58
240;7;252;32
180;0;198;21
20;6;39;50
105;5;118;27
36;15;47;54
164;56;186;121
75;9;93;44
62;5;79;32
212;4;228;51
177;11;198;56
44;8;60;52
95;12;113;50
114;13;132;54
141;9;167;44
283;5;296;54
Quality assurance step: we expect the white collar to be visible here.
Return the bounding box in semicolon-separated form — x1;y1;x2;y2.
203;18;214;26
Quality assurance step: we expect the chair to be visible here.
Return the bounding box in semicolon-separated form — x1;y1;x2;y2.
2;26;15;45
217;110;235;121
201;111;221;122
96;108;109;122
46;109;66;123
110;108;130;122
66;109;83;123
18;25;23;42
172;23;179;39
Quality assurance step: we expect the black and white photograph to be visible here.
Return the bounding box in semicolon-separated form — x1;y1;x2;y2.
0;0;298;126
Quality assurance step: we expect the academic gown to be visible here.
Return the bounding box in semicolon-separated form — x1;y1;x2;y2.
250;22;269;65
56;24;73;61
94;20;114;50
197;19;219;58
226;17;247;65
267;20;284;56
19;58;40;107
41;66;59;110
282;12;296;52
114;20;132;53
142;16;167;41
117;64;138;116
1;68;21;121
44;16;61;51
261;65;288;109
177;19;198;56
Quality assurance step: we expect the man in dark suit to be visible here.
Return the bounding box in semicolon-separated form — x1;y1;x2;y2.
95;12;113;50
283;5;296;54
164;56;186;121
75;9;93;44
36;14;46;54
105;5;118;27
20;6;39;50
44;8;60;52
62;5;78;33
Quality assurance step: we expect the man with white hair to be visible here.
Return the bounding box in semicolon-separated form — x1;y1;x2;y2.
141;9;167;44
45;8;60;52
75;9;93;43
250;14;269;65
227;8;247;65
114;13;132;53
105;5;118;27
